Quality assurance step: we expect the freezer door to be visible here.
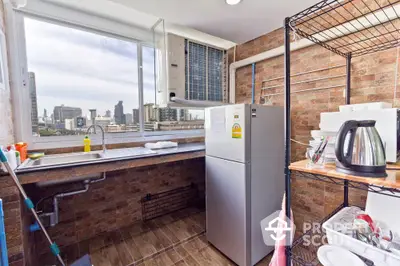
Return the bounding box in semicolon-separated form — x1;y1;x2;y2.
205;104;250;163
206;156;250;266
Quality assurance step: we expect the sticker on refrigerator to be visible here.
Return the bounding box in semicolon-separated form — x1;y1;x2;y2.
232;123;242;139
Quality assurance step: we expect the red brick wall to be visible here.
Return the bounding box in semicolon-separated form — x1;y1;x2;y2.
0;173;26;265
30;158;205;258
231;29;398;231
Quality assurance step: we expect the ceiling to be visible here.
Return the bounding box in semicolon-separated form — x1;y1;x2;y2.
110;0;320;44
43;0;237;49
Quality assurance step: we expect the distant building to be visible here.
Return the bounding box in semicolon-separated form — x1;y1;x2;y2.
156;121;204;131
114;101;125;124
179;109;190;121
132;109;140;124
144;104;157;122
53;105;82;123
158;107;179;122
76;117;86;128
106;124;121;133
105;110;111;118
64;118;75;130
43;109;47;119
95;117;112;128
28;72;39;134
124;113;133;125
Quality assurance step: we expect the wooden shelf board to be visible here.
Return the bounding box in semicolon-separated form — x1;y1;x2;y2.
290;160;400;189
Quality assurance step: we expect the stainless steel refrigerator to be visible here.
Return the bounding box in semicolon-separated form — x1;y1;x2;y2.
205;104;284;266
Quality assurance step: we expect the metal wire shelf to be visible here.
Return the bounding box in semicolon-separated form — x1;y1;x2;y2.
288;0;400;57
140;183;200;221
293;170;400;199
284;1;400;265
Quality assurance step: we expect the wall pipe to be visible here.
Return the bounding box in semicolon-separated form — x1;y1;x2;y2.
229;38;314;103
34;173;107;229
228;3;399;103
53;182;89;226
251;63;256;104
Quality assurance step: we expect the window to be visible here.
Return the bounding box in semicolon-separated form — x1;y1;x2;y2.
24;17;139;137
185;40;225;102
143;46;204;131
10;11;210;148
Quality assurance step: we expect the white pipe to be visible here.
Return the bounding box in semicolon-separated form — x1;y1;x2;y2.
229;38;314;103
169;97;228;109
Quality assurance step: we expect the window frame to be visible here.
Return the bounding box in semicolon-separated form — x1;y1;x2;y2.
5;7;204;150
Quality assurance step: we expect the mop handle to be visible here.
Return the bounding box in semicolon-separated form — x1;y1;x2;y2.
0;150;66;266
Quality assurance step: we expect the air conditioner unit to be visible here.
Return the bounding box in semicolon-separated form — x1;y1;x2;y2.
155;33;228;109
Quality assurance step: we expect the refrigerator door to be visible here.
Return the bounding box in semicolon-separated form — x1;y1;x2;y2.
249;105;284;264
206;155;250;266
205;104;250;163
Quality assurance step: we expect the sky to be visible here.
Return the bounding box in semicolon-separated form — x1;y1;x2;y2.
24;17;157;118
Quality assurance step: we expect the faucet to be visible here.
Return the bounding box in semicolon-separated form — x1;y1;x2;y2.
86;125;106;153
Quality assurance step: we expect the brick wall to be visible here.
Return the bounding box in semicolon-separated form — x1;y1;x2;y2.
29;158;205;260
231;28;398;232
0;171;32;266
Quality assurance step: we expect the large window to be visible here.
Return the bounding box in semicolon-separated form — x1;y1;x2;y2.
23;16;206;139
24;17;140;137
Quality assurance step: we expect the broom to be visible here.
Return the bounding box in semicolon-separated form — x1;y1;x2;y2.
0;149;92;266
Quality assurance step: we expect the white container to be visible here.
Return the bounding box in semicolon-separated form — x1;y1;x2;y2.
339;102;392;112
366;191;400;235
323;207;400;266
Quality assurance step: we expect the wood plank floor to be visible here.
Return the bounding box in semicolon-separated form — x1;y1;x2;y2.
38;208;272;266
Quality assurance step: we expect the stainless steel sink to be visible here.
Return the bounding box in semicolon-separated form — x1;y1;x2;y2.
23;152;104;168
17;147;159;172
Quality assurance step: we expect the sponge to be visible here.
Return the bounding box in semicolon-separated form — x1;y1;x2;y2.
27;153;45;160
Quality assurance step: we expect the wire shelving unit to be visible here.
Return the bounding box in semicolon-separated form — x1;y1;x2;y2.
284;0;400;265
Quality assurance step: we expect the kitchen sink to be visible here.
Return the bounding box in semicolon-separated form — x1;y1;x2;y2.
17;147;159;172
23;152;104;168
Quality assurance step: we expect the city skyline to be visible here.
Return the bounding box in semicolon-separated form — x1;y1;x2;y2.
24;17;157;117
24;16;205;136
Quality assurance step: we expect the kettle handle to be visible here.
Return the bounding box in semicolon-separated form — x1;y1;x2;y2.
335;120;359;168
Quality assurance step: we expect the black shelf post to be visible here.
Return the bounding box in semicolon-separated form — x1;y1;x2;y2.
344;53;351;207
345;53;352;105
284;17;292;266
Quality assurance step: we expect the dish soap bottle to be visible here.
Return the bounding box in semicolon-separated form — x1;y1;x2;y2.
84;136;91;152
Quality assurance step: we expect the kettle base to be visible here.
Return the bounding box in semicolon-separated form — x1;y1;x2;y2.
335;163;387;178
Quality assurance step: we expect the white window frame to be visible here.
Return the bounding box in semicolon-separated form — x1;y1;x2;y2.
5;4;204;150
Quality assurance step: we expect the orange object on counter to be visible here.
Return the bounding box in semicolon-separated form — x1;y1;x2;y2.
15;142;28;162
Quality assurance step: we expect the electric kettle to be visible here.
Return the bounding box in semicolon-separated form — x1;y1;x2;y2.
335;120;387;177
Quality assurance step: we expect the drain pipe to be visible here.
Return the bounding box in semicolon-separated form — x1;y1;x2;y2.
52;181;90;227
31;173;107;230
52;172;107;226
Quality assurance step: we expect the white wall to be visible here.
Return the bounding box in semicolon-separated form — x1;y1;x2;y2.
0;0;14;145
19;0;155;43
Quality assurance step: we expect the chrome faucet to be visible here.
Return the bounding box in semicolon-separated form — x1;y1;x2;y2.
86;125;106;153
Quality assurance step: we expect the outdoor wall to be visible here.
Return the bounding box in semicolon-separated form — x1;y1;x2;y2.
231;26;399;233
30;158;205;263
0;0;14;145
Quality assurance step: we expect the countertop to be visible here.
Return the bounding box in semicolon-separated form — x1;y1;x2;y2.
290;159;400;189
11;143;205;185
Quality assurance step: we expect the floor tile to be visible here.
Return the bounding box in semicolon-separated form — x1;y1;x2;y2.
122;234;143;262
36;209;270;266
110;231;134;265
